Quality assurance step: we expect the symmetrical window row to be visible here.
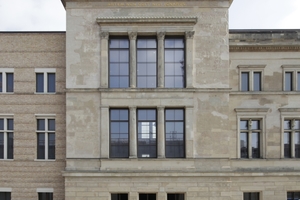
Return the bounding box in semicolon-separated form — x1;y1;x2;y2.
110;108;185;158
0;192;53;200
0;69;56;93
109;35;186;88
0;117;55;160
112;193;184;200
239;66;300;92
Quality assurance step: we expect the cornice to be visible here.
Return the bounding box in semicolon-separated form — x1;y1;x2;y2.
230;45;300;52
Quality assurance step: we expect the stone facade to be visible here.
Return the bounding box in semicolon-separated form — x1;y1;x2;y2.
1;0;300;200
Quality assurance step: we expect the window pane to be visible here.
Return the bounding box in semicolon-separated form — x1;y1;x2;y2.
7;133;13;159
47;73;55;93
284;120;291;130
0;192;11;200
240;120;248;130
284;132;291;158
0;133;3;159
241;72;249;91
285;72;293;91
253;72;261;91
48;133;55;159
295;120;300;130
298;72;300;91
0;73;2;92
251;120;260;130
240;132;248;158
37;119;45;130
252;132;260;158
295;132;300;158
36;73;44;92
167;194;184;200
48;119;55;131
7;119;13;130
6;73;14;92
37;133;45;159
139;194;156;200
38;193;53;200
112;194;128;200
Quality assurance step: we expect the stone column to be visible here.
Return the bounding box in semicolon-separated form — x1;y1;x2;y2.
129;106;137;158
100;32;109;88
185;106;194;158
157;32;165;88
157;106;165;158
129;32;137;88
185;31;195;88
100;106;109;158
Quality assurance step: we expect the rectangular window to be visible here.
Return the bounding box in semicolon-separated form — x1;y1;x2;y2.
164;37;185;88
287;192;300;200
137;38;157;88
282;66;300;91
109;38;130;88
111;194;128;200
35;69;56;93
0;70;14;93
139;194;156;200
243;192;259;200
241;71;262;91
285;72;293;91
110;109;129;158
38;193;53;200
165;109;185;158
241;72;249;91
284;119;300;158
253;72;261;91
137;109;157;158
0;192;11;200
167;194;184;200
240;119;261;158
0;118;14;159
37;118;55;160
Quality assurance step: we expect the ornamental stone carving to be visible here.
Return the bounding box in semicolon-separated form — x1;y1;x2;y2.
100;32;109;39
128;32;137;40
157;32;166;40
185;31;195;39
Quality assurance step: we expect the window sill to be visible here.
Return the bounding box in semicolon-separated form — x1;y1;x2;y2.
0;92;14;94
34;92;56;94
0;159;14;161
34;159;56;162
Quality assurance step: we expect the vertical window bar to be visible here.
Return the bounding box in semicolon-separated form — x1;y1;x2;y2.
241;72;249;91
6;73;13;92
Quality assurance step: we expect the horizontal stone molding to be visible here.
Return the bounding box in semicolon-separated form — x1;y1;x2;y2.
230;45;300;52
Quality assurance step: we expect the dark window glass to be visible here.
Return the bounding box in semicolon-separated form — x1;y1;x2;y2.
47;73;55;93
37;133;45;159
240;132;248;158
0;73;2;92
7;132;13;159
298;72;300;91
111;194;128;200
36;73;44;92
137;38;157;88
0;192;11;200
284;132;291;158
48;133;55;159
48;119;55;131
165;38;185;88
253;72;261;91
241;72;249;91
109;38;130;88
244;192;259;200
165;109;185;158
284;120;292;130
37;119;45;130
285;72;293;91
251;132;260;158
6;73;13;92
287;192;300;200
137;109;157;158
38;193;53;200
0;133;3;159
139;194;156;200
110;109;129;158
295;132;300;158
167;194;184;200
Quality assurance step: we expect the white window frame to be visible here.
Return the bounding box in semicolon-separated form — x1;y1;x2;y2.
0;68;14;93
0;115;14;160
238;65;265;91
279;108;300;158
282;65;300;91
35;114;56;161
235;108;269;159
35;68;56;94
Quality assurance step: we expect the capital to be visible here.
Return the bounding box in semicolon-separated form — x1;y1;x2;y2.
128;32;137;40
185;31;195;39
157;32;166;40
100;32;109;39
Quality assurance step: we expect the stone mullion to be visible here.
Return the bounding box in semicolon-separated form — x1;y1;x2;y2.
157;32;165;88
157;106;165;158
129;32;137;88
100;32;109;88
185;107;194;158
129;106;137;158
185;31;195;88
100;106;109;158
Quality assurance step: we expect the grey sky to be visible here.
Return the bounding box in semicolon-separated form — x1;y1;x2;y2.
0;0;299;31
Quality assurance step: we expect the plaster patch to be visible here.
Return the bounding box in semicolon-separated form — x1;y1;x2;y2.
211;111;228;119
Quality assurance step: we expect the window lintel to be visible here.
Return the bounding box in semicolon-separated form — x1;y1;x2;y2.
238;65;266;69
